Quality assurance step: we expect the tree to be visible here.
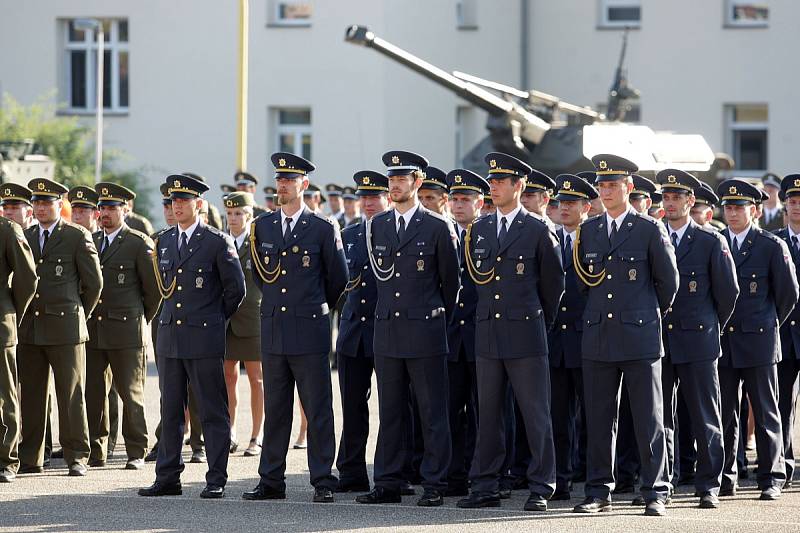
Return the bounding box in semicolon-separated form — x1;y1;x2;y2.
0;92;153;218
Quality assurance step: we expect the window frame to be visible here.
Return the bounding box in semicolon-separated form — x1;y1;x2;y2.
456;0;479;30
597;0;642;29
272;107;313;166
61;18;129;115
268;0;313;28
724;103;769;177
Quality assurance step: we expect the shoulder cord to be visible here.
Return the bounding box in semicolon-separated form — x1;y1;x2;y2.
249;220;282;284
463;222;495;286
151;236;176;299
365;216;396;283
573;224;606;287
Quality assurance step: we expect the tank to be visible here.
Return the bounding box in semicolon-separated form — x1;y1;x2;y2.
0;139;55;184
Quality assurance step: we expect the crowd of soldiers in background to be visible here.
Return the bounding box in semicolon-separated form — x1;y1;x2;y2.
0;150;798;520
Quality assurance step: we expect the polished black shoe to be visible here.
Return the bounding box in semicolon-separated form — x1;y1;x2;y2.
457;491;501;508
400;482;416;496
444;484;469;497
200;484;225;499
18;464;43;474
524;493;547;512
0;468;16;483
719;484;737;497
613;482;635;494
335;480;370;493
551;490;571;501
644;499;666;517
68;463;88;477
355;487;401;504
314;487;335;503
138;481;182;496
760;486;781;500
51;449;64;459
738;468;749;480
88;458;106;468
699;492;719;509
144;447;159;462
242;484;285;500
125;458;145;471
417;489;443;507
573;497;612;513
190;449;207;463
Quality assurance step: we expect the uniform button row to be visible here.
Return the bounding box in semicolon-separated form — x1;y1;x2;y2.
561;324;567;330
459;320;465;325
561;306;567;312
360;317;366;322
459;303;464;308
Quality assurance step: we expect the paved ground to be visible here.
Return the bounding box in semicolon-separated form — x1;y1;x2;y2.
2;359;800;532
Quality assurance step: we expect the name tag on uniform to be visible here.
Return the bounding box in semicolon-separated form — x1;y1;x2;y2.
585;252;598;259
474;248;486;254
375;245;387;251
261;243;274;249
416;241;425;246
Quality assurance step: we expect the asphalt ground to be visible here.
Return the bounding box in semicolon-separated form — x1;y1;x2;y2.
2;358;799;532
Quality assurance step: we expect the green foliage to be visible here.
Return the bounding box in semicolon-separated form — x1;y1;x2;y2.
0;92;152;218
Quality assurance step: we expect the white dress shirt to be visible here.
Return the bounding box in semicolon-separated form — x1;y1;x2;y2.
280;205;304;234
668;220;690;247
177;218;200;248
394;204;419;233
495;205;522;237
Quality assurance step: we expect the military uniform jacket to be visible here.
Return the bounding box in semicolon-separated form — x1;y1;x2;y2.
336;222;377;358
337;213;363;229
577;209;678;362
369;206;459;358
20;219;103;346
155;222;245;359
0;218;37;347
125;212;154;236
228;232;262;338
468;208;564;359
548;228;585;369
87;225;161;350
776;227;800;359
721;225;798;368
662;220;739;364
446;226;478;362
252;207;347;356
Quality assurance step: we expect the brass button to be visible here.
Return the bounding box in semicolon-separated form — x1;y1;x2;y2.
281;288;287;293
494;294;500;300
607;313;613;319
34;311;40;316
178;268;183;274
97;315;102;321
460;320;465;325
459;303;464;308
281;270;287;275
607;293;613;299
360;317;366;322
495;313;501;319
395;312;400;317
176;320;182;325
395;292;400;297
729;326;734;332
360;299;366;304
281;306;286;312
495;276;500;281
176;303;182;308
561;307;567;312
282;251;287;256
35;294;40;299
561;324;567;330
668;324;673;330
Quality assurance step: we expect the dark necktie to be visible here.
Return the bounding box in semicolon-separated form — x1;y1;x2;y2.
609;220;618;246
563;234;572;266
179;232;189;260
41;229;49;253
498;217;508;243
732;236;740;255
792;235;798;252
397;216;406;241
283;217;293;243
460;228;466;255
671;232;678;249
101;236;111;258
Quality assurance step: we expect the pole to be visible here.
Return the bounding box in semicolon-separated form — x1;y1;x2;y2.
236;0;249;172
95;25;104;184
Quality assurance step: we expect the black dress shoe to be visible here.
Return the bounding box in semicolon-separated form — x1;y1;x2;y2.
242;484;286;500
335;480;371;493
719;485;737;497
68;463;87;477
760;486;781;500
417;489;443;507
698;492;719;509
645;499;666;517
144;447;159;462
190;449;207;463
613;482;636;494
314;487;334;503
200;485;225;499
355;487;401;504
51;449;64;459
0;468;16;483
138;481;182;497
444;484;469;497
573;497;612;513
18;464;43;474
457;491;501;508
524;493;547;512
511;477;528;490
551;490;571;501
400;482;416;496
88;458;106;468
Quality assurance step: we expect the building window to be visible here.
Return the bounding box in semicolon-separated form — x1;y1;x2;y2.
456;0;478;30
598;0;641;28
268;0;313;27
63;19;129;113
273;108;312;161
725;104;768;175
725;1;769;27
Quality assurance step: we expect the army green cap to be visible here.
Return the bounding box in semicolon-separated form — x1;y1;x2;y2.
95;182;136;206
224;191;255;209
28;178;69;201
0;183;33;206
159;183;171;205
220;184;236;194
67;185;99;208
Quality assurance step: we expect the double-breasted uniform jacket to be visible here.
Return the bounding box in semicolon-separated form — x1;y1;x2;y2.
662;220;739;363
447;226;478;362
155;222;245;359
252;206;348;356
20;219;103;345
337;221;377;358
0;218;37;346
548;227;585;368
576;209;679;362
87;224;161;350
369;205;460;358
775;227;800;361
468;208;564;359
228;231;262;339
721;225;798;368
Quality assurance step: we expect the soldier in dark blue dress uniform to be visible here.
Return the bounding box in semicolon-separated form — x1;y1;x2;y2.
654;169;740;509
547;174;598;501
716;178;798;500
333;170;390;493
457;152;564;512
356;150;460;507
572;154;678;517
138;174;245;499
242;153;348;504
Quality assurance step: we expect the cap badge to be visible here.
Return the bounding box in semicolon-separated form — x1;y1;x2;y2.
76;191;84;198
599;160;608;170
3;189;9;196
278;158;286;167
174;179;181;188
729;186;737;194
362;176;370;185
794;179;800;187
563;181;571;190
37;182;46;191
667;175;676;183
454;175;462;183
225;199;233;207
489;159;497;168
391;155;400;165
101;187;109;195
